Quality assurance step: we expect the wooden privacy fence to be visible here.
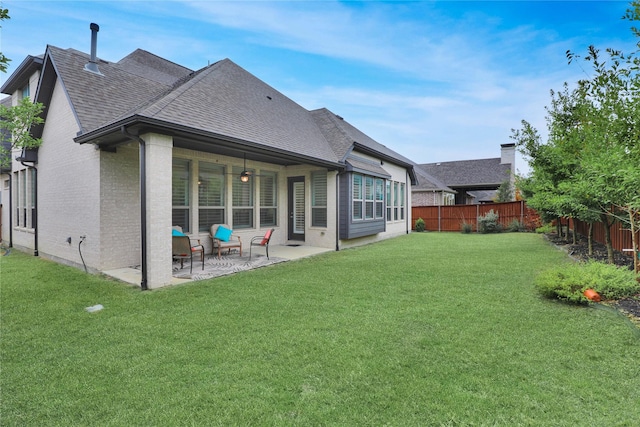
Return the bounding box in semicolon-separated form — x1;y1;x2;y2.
572;218;639;258
412;201;541;232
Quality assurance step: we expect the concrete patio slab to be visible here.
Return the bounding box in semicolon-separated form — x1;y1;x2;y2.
102;244;333;287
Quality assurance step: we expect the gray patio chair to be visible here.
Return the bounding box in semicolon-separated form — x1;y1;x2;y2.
172;235;204;273
250;228;274;260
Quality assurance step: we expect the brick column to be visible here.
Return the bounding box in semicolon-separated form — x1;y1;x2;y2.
142;133;173;288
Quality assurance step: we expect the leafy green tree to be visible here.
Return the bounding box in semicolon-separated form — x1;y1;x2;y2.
513;0;640;271
0;97;45;168
0;8;10;73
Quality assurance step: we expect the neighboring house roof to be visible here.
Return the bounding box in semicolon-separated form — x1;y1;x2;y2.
419;158;511;189
412;165;456;193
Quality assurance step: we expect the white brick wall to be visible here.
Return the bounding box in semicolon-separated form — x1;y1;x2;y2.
99;144;141;269
36;78;102;270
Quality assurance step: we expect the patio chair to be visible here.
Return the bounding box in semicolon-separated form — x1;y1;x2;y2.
172;226;205;261
249;228;274;260
172;234;204;273
209;224;242;258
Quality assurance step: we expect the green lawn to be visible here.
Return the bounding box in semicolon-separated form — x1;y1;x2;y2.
1;233;639;426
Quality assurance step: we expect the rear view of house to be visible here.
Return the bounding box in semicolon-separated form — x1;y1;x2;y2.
0;24;416;289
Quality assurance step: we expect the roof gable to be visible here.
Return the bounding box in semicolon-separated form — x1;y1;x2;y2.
46;46;193;134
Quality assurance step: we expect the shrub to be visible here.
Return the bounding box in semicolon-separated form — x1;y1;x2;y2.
478;209;502;233
535;223;554;234
414;218;425;232
535;261;640;304
461;222;473;234
507;219;526;232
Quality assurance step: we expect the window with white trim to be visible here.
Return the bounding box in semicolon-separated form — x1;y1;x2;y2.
311;171;327;227
259;171;277;227
352;174;363;220
393;181;399;221
386;180;392;221
364;176;374;219
375;178;384;219
232;166;254;229
13;169;35;229
400;182;405;220
198;161;225;232
172;158;191;232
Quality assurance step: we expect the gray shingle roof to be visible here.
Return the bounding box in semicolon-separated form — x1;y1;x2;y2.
42;45;413;170
47;46;193;134
310;108;415;166
420;158;512;187
133;59;339;163
412;165;455;192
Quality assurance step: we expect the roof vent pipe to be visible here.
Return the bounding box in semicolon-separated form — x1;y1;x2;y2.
84;23;103;75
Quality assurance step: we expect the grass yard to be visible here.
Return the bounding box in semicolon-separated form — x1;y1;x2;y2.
1;233;639;426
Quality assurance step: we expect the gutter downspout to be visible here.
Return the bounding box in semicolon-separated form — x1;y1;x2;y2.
406;171;410;234
335;171;340;251
8;174;12;247
20;162;37;256
121;126;148;290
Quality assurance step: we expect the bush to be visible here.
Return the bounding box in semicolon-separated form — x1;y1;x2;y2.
507;219;526;232
535;261;640;304
461;222;473;234
478;209;502;233
535;223;554;234
414;217;425;232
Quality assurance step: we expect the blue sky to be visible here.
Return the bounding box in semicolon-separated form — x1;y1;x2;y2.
1;1;637;175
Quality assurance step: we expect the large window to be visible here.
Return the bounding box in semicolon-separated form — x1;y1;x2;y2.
172;158;191;232
353;173;387;222
385;180;405;222
375;178;384;219
232;166;254;229
13;168;35;229
352;174;363;220
386;181;392;221
364;176;374;219
399;182;405;220
198;162;225;232
311;171;327;227
259;171;277;227
393;182;399;221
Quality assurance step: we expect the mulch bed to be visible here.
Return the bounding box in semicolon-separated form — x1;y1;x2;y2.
545;232;640;324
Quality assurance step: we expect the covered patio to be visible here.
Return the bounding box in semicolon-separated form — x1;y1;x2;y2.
103;244;333;287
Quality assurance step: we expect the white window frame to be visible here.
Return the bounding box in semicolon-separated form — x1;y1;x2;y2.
311;171;327;227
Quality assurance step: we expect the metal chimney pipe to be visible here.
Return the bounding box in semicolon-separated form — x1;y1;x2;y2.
84;23;103;75
89;23;99;62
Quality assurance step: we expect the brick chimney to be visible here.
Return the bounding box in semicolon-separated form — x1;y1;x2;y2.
500;143;515;166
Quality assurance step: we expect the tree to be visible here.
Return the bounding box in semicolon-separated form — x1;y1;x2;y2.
494;180;513;203
0;97;45;168
513;0;640;273
0;8;10;73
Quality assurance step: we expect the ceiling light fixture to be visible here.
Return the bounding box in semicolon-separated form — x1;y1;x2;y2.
240;153;251;183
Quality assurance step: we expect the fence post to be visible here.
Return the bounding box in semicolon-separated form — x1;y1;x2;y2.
476;205;479;232
438;205;441;232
